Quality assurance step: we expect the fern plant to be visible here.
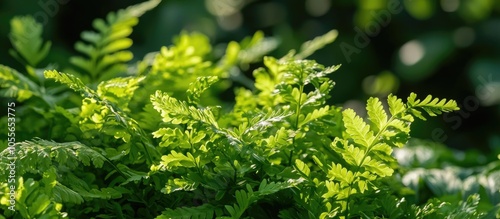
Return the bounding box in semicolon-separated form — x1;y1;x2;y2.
1;1;499;218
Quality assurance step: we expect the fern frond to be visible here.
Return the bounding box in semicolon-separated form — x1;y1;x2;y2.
226;185;255;218
3;139;106;176
244;110;292;135
186;76;219;104
44;70;97;98
153;151;198;171
298;106;331;127
295;29;338;60
407;92;460;120
53;182;84;204
151;90;219;127
256;179;301;197
70;0;160;81
9;16;51;67
280;60;337;87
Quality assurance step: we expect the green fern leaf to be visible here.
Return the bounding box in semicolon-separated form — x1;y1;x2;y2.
9;16;51;67
298;106;331;127
342;109;375;149
387;94;406;116
96;76;145;110
244;110;292;134
295;29;338;60
369;143;395;162
151;90;219;127
44;70;97;98
256;179;302;197
362;156;394;177
342;143;366;167
3;139;106;177
407;92;460;120
238;31;279;65
52;183;84;204
226;186;254;219
70;0;160;81
322;180;341;199
366;97;388;133
156;151;197;171
295;159;311;177
186;76;219;104
327;163;355;185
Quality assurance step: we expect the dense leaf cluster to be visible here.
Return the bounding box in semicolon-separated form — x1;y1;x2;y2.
1;1;499;218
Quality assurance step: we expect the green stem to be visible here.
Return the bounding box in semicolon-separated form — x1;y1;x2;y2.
289;81;304;166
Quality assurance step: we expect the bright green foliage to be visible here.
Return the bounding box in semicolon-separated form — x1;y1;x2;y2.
0;65;37;101
2;1;499;218
2;176;65;219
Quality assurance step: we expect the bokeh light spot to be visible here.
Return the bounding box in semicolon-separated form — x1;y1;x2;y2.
399;40;425;66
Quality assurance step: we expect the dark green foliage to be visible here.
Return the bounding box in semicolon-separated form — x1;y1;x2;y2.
1;1;499;219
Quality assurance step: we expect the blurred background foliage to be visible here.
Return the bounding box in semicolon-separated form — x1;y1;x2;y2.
0;0;499;153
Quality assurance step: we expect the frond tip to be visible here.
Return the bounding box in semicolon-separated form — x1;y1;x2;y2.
407;92;460;120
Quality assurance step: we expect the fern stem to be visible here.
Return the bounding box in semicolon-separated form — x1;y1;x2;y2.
290;71;305;165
